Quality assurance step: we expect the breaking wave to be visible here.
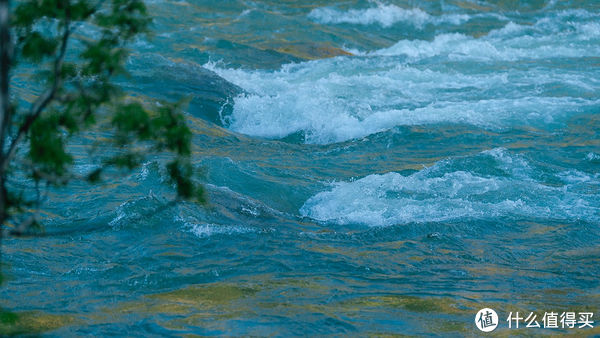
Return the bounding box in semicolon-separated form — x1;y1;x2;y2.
300;148;600;226
308;3;470;28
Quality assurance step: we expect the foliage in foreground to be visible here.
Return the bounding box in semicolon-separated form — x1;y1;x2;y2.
0;0;208;333
0;0;205;243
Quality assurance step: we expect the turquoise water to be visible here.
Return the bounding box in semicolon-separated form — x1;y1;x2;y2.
2;0;600;335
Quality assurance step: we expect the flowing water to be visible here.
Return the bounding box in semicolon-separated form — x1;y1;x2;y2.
2;0;600;335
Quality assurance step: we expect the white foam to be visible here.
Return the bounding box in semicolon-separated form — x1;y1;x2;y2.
575;22;600;40
207;59;598;144
109;194;163;228
187;222;254;238
308;3;469;28
586;152;600;161
204;8;600;144
368;11;600;60
175;215;255;238
557;170;594;184
373;29;600;61
300;149;600;226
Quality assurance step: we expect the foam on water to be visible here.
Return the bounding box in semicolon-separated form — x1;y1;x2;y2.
373;13;600;60
181;220;255;238
308;3;469;28
203;8;600;144
109;193;170;229
206;57;597;144
586;152;600;162
300;148;600;226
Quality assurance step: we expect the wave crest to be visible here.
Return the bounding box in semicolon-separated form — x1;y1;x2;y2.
300;149;600;226
308;3;469;28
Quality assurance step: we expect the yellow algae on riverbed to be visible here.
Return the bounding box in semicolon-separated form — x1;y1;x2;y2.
272;43;353;60
0;310;76;336
112;283;259;318
150;284;258;305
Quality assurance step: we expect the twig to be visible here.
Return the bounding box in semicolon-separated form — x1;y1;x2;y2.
1;7;73;173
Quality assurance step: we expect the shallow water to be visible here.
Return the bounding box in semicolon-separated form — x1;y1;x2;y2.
2;0;600;335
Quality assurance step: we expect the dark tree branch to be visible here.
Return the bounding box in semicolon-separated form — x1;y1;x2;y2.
0;0;10;151
8;214;36;237
0;0;201;256
0;0;11;268
1;7;73;173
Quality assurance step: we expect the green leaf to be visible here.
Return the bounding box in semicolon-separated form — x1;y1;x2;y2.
105;152;143;170
20;32;58;62
153;104;192;155
60;62;78;80
112;102;152;142
166;159;205;203
0;310;18;326
13;2;41;27
70;1;96;21
4;0;205;235
95;0;150;40
28;114;73;178
167;159;194;199
80;38;128;76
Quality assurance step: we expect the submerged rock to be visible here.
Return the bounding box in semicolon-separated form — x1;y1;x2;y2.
199;39;304;69
271;42;354;60
126;53;244;125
